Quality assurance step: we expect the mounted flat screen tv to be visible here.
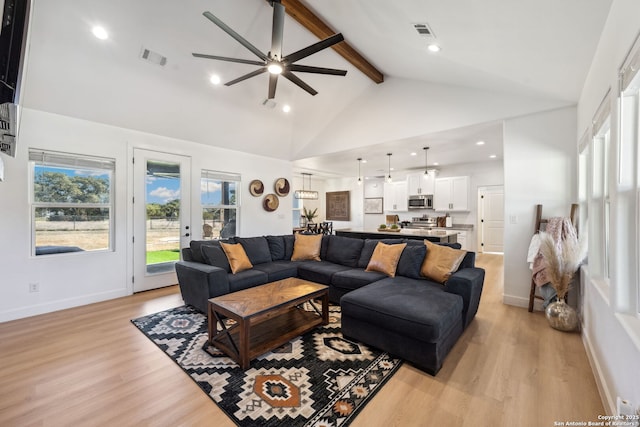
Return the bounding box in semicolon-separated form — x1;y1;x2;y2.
0;0;29;105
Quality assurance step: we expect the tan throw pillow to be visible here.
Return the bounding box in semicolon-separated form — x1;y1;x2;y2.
291;233;322;261
365;242;407;277
421;240;467;283
220;242;253;274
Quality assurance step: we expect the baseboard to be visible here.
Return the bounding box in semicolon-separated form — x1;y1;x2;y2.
582;330;615;414
502;293;543;311
0;289;129;322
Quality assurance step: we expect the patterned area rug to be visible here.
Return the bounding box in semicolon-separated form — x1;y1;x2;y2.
132;304;402;427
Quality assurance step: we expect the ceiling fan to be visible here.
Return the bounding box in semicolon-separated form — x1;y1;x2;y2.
192;0;347;99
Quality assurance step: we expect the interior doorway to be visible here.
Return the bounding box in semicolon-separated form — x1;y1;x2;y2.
477;186;504;253
133;149;191;292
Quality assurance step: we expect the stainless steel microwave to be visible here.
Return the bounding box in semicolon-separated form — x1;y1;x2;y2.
408;195;433;209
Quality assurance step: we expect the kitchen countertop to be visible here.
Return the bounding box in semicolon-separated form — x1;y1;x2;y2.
335;228;460;238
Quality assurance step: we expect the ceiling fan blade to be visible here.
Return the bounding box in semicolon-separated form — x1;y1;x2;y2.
282;70;317;96
271;1;285;60
225;67;267;86
284;33;345;64
192;53;264;66
289;64;347;76
203;11;268;61
268;73;278;99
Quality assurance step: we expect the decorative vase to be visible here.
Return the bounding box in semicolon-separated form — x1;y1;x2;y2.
299;217;307;228
545;299;578;332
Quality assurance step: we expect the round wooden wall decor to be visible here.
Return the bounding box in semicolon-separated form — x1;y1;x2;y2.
274;178;290;197
263;194;279;212
249;180;264;197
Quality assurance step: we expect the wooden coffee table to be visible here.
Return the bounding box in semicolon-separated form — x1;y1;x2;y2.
207;277;329;369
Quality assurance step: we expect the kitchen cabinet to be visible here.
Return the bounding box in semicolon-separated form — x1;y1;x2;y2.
383;181;408;212
456;231;468;250
407;172;435;195
434;176;470;211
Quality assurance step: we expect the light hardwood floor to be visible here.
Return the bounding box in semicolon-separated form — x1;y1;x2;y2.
0;254;604;426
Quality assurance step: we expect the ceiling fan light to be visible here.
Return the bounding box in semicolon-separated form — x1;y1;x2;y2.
268;63;283;74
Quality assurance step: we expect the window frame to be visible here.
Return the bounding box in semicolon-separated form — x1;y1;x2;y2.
200;169;241;240
29;149;115;256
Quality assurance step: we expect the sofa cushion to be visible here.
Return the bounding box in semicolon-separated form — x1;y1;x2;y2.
200;245;231;273
365;242;407;277
331;268;387;291
340;279;464;342
325;235;364;268
220;242;253;274
291;234;322;261
396;243;427;279
266;235;286;261
421;240;467;283
227;269;268;292
296;260;351;285
252;261;299;282
189;240;219;264
236;236;272;265
357;239;405;268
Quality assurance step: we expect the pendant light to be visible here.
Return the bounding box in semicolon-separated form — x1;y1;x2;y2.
357;157;363;185
423;146;430;175
386;153;393;183
294;172;319;199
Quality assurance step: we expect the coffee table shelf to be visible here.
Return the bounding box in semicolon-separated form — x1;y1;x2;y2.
208;278;329;369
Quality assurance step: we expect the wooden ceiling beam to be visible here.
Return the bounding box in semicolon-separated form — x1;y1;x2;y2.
278;0;384;84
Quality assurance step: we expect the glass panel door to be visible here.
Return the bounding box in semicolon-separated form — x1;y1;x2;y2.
133;149;191;292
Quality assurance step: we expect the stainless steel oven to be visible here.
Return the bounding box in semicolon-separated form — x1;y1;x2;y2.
408;195;433;209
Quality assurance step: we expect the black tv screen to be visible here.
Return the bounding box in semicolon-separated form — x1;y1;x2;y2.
0;0;28;104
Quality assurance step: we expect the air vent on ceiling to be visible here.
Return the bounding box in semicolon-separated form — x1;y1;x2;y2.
413;23;436;39
140;48;167;66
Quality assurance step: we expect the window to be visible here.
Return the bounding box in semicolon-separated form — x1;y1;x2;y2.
619;40;640;314
589;99;611;282
293;197;302;228
30;150;115;256
201;170;240;239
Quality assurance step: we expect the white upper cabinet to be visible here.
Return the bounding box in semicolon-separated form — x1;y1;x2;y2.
434;176;470;211
383;181;408;212
407;172;436;195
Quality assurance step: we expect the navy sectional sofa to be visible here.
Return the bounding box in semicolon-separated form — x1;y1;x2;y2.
175;234;485;375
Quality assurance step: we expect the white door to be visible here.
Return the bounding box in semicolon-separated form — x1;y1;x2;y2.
478;186;504;253
133;149;191;292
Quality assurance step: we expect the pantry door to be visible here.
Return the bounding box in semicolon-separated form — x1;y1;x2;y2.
478;186;504;253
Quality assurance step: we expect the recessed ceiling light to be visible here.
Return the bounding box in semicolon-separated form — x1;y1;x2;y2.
476;141;485;145
489;154;497;159
410;152;417;156
209;74;221;85
282;104;291;113
427;44;441;53
362;159;367;163
92;26;108;40
433;162;439;166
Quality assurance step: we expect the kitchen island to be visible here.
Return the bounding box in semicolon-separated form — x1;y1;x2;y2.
335;228;458;244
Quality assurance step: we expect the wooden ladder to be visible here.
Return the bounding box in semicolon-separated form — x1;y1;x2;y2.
528;203;579;312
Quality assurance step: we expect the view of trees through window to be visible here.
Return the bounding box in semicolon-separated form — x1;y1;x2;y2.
31;151;114;255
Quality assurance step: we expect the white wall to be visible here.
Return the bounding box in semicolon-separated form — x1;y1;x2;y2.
576;0;640;415
0;108;292;322
324;177;364;230
502;106;577;307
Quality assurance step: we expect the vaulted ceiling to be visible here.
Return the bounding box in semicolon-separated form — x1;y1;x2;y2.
22;0;612;175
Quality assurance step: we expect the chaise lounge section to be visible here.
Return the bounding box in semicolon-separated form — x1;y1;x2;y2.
175;233;485;375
